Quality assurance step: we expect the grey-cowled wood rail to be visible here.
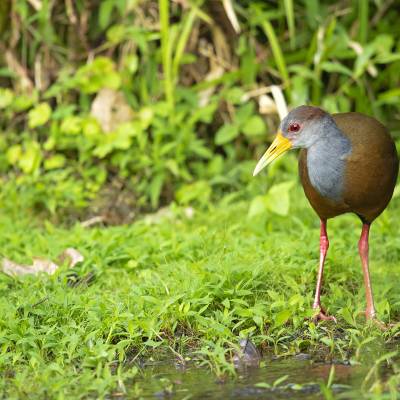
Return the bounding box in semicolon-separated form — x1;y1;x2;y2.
253;105;399;322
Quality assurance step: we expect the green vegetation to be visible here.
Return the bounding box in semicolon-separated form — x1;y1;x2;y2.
0;0;399;218
1;0;400;398
1;182;400;398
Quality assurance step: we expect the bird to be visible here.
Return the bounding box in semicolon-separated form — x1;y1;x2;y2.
253;105;399;323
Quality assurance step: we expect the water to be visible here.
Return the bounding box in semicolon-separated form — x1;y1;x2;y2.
134;355;369;399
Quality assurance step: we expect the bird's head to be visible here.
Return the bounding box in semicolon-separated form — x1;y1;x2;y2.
253;105;332;176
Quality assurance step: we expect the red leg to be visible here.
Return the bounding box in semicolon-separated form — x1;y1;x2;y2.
313;219;336;322
359;223;376;320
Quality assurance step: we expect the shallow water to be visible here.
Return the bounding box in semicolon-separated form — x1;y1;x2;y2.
135;355;370;399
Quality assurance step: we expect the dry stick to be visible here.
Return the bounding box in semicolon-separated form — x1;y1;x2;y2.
371;0;395;26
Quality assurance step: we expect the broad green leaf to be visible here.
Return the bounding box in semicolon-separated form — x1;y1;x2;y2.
44;154;66;170
0;88;14;108
274;309;291;327
265;181;295;216
176;180;211;206
236;103;254;125
28;103;51;128
242;115;266;137
12;93;37;111
215;124;239;145
226;87;245;104
60;116;82;135
6;145;22;165
82;118;102;138
248;195;266;218
339;307;355;326
18;142;42;174
75;57;121;93
106;24;126;44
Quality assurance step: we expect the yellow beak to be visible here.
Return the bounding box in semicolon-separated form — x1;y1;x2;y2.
253;131;292;176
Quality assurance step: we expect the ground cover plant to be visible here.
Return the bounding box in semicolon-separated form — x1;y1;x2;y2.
1;0;400;398
1;181;400;398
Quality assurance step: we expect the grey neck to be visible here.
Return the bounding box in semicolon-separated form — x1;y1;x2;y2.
306;128;352;202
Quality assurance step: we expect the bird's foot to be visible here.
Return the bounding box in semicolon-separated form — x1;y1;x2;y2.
312;305;337;323
365;312;393;331
354;309;394;330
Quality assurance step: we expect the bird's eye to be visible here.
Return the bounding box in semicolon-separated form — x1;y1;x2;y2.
288;123;300;133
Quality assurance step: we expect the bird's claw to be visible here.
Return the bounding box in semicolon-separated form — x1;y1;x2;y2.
355;310;391;330
366;315;395;331
312;306;337;323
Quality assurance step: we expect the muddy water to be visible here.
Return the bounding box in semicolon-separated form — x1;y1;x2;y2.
135;355;369;399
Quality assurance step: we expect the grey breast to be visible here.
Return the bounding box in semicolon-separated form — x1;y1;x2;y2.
306;132;352;202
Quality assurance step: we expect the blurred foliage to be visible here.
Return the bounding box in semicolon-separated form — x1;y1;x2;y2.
0;0;399;220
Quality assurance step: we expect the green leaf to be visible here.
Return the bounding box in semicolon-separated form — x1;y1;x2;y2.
176;180;211;206
242;115;266;137
18;142;42;174
321;61;352;76
12;93;37;111
265;181;295;216
0;88;14;108
261;20;290;96
82;118;102;138
44;154;66;170
226;87;245;105
60;116;82;135
75;57;121;94
150;173;165;209
6;145;22;165
339;307;356;326
248;196;267;218
283;0;295;48
28;103;51;128
235;103;254;126
99;0;114;29
106;24;126;44
274;309;291;327
215;124;239;145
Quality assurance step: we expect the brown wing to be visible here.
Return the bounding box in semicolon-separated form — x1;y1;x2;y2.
333;113;398;222
298;113;398;222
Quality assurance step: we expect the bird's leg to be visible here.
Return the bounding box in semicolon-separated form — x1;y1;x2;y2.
312;219;336;322
358;223;377;320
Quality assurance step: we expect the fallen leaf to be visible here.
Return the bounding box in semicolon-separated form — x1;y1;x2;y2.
58;248;84;267
2;257;58;276
259;94;277;115
2;248;84;277
90;88;133;132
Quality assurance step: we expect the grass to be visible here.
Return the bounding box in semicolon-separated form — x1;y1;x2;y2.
1;182;400;398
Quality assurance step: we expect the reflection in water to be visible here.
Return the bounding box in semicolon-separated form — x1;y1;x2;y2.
134;354;371;399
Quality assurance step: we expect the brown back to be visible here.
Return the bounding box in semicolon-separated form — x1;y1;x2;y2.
299;112;398;222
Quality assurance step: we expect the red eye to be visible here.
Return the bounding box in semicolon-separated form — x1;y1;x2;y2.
288;123;300;132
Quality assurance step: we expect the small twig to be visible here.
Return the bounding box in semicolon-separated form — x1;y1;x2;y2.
81;216;105;228
32;296;49;308
242;85;283;102
64;0;77;24
371;0;394;26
